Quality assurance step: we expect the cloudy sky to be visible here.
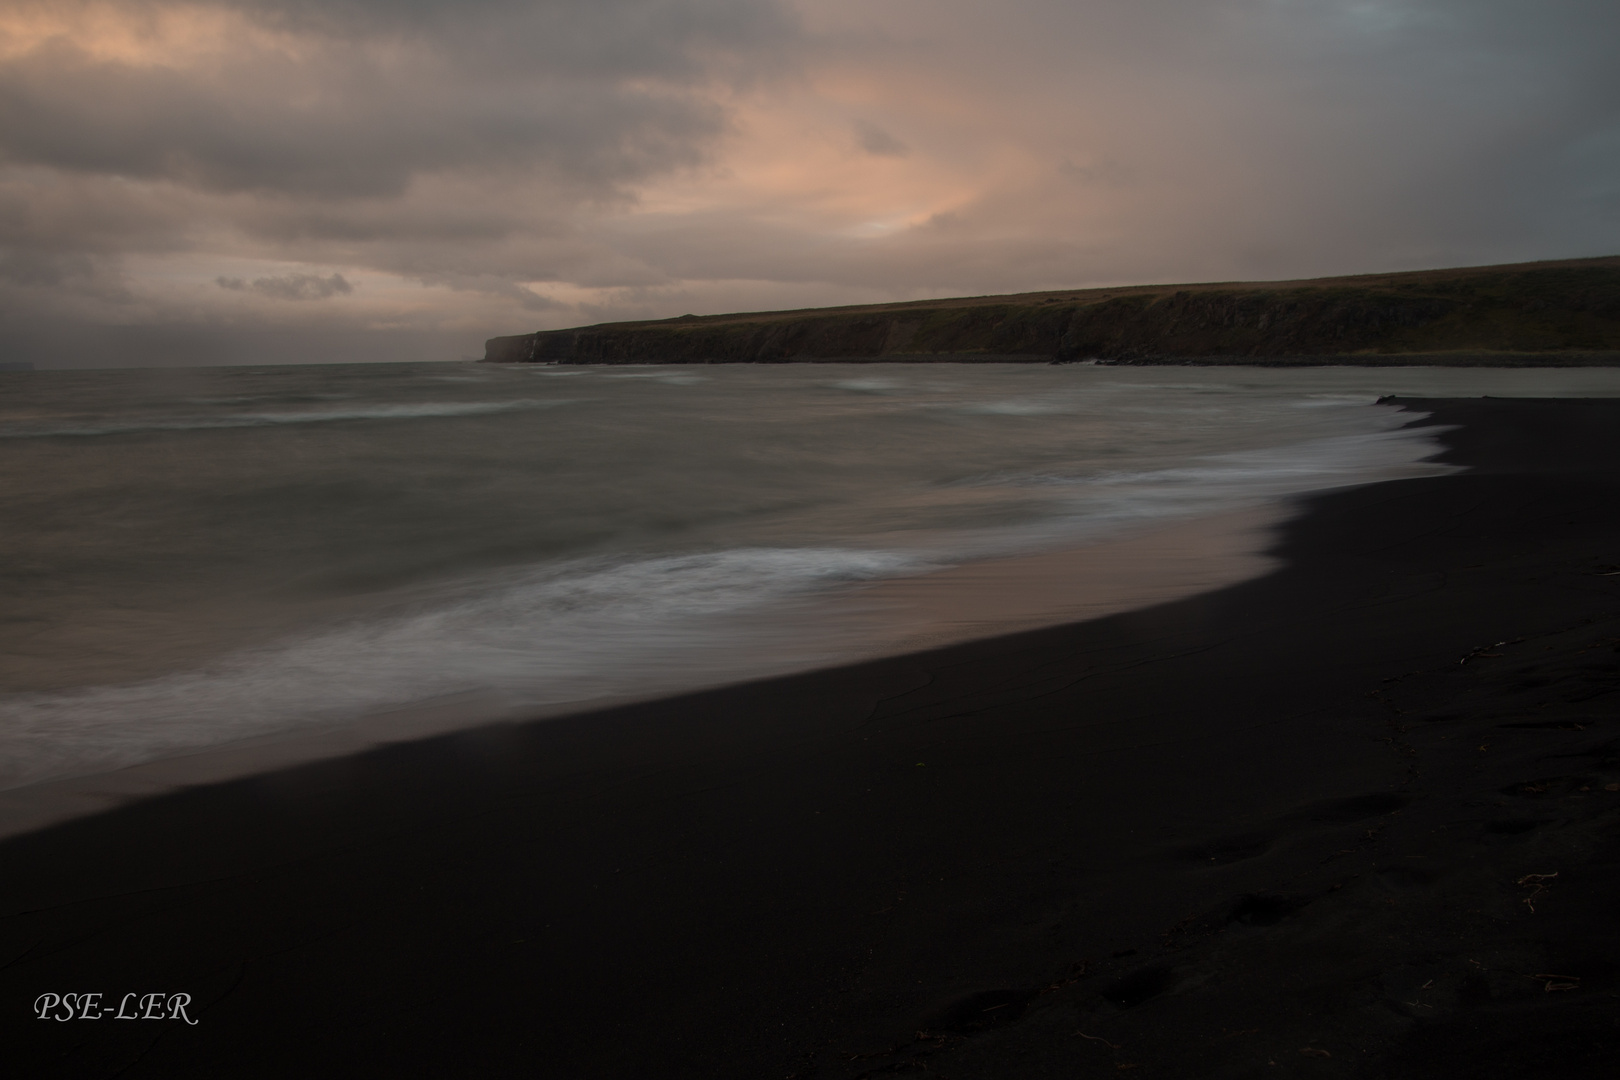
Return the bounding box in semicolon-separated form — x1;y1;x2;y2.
2;0;1616;366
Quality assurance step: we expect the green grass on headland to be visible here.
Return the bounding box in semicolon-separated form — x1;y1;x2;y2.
484;256;1620;366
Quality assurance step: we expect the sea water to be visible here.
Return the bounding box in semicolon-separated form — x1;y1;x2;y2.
5;361;1620;797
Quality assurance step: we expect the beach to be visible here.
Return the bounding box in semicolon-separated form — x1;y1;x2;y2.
4;396;1619;1078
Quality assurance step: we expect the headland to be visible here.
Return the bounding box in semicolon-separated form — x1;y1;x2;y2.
484;255;1620;366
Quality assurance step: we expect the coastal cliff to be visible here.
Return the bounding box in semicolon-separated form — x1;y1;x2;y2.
484;256;1620;366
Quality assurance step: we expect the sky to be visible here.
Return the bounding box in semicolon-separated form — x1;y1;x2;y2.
1;0;1616;367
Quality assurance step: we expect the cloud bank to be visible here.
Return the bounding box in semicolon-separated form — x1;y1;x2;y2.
1;0;1615;365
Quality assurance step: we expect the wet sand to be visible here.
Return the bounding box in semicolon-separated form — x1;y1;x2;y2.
842;504;1286;656
4;398;1619;1078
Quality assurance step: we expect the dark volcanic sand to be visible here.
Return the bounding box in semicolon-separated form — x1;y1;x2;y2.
5;398;1619;1079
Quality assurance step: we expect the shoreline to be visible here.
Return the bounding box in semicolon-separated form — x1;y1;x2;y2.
0;505;1288;841
827;503;1286;657
5;398;1620;1077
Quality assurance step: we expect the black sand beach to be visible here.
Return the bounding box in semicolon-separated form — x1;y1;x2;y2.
6;398;1620;1079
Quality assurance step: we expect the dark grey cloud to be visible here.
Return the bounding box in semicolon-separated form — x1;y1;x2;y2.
1;0;1616;366
216;272;353;300
232;0;795;76
0;0;804;357
0;1;798;199
0;249;97;289
855;122;908;158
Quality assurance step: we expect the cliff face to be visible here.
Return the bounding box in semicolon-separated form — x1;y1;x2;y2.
484;257;1620;365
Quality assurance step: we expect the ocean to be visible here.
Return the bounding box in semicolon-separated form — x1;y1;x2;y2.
6;361;1620;809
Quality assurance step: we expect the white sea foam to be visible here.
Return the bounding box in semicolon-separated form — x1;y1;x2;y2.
1077;430;1448;527
1082;427;1453;494
832;377;903;392
0;399;570;438
956;424;1446;495
955;400;1069;415
1297;393;1388;407
0;547;929;791
574;370;706;384
903;425;1458;565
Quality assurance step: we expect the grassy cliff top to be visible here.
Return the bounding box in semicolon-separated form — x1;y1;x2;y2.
485;255;1620;365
